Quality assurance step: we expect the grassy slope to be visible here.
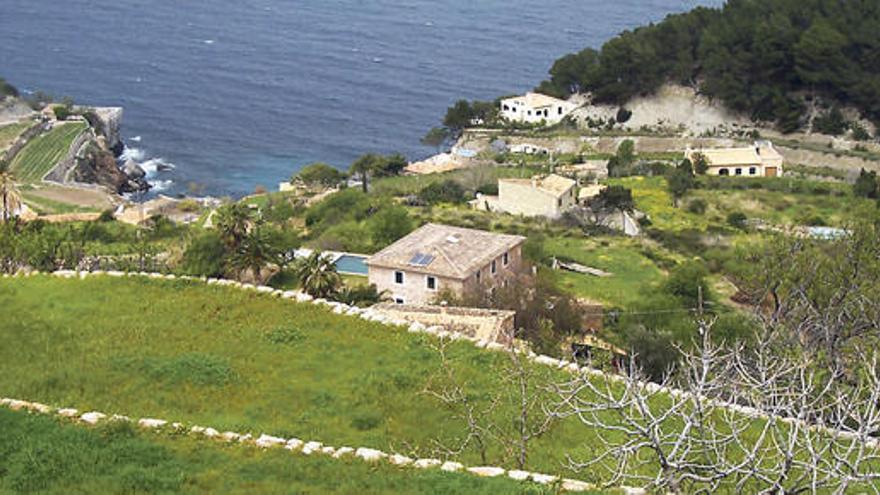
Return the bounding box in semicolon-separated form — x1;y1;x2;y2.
0;408;561;494
10;121;87;183
543;237;673;308
0;275;609;480
611;176;875;232
0;120;31;150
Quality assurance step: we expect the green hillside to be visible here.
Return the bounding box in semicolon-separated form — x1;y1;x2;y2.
538;0;880;132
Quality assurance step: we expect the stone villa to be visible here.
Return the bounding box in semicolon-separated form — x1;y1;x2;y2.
365;223;526;305
471;173;577;219
685;140;784;177
499;92;577;125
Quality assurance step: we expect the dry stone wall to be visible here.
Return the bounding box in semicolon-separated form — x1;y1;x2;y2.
372;303;515;344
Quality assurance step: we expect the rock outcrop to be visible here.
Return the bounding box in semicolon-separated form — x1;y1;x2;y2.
74;142;150;194
81;107;124;155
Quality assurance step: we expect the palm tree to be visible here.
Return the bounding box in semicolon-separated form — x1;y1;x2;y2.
229;226;279;285
292;251;341;299
215;203;252;250
349;153;381;193
0;159;21;223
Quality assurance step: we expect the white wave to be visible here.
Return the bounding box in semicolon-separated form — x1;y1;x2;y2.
130;135;142;143
203;39;215;45
120;146;145;162
140;157;176;176
149;179;174;192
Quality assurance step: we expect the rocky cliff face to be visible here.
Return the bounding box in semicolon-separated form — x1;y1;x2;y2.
74;141;149;194
81;106;124;155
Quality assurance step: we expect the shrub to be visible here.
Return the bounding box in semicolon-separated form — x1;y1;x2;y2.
686;198;707;215
368;206;413;247
476;182;499;196
813;107;848;136
177;199;201;213
590;185;634;211
418;179;466;204
664;261;710;308
616;107;633;124
264;326;305;346
180;231;226;277
853;169;879;199
335;283;387;307
97;209;116;222
851;123;872;141
727;211;748;230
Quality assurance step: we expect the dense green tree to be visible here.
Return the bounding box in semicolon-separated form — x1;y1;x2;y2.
368;206;413;247
418;179;466;205
538;0;880;128
666;169;694;207
591;185;634;212
421;127;451;151
229;225;280;285
293;163;344;187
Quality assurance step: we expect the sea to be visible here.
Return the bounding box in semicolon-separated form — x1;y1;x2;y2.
1;0;722;198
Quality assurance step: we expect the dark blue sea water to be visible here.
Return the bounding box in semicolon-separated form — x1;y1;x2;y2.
1;0;721;197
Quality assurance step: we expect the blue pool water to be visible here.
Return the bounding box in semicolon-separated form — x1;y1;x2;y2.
334;254;369;275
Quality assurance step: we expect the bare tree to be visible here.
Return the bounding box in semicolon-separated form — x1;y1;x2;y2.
554;311;880;494
422;335;560;469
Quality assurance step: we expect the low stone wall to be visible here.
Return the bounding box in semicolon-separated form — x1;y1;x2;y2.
373;303;515;344
0;396;612;494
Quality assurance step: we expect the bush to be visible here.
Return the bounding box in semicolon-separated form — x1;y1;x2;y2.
177;199;201;213
367;206;414;247
664;261;710;308
853;169;879;199
180;231;227;277
686;198;707;215
476;182;499;196
813;107;848;136
616;107;633;124
851;123;872;141
97;209;116;222
726;211;748;230
335;283;387;307
418;179;466;204
590;185;634;211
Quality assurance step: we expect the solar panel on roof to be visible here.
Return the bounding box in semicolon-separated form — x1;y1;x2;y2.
408;252;434;266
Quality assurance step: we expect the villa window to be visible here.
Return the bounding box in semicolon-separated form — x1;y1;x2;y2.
503;104;509;111
557;198;562;207
719;168;729;176
527;110;532;116
558;107;563;115
503;252;509;266
394;271;404;285
394;297;405;304
491;260;497;274
426;276;436;290
476;270;481;283
749;167;757;175
735;168;743;176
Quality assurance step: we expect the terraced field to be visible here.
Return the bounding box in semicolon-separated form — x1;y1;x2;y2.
0;119;32;150
9;121;87;183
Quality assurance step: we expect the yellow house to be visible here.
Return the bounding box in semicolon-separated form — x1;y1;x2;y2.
685;140;784;177
472;174;577;219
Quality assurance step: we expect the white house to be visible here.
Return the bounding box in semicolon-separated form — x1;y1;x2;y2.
500;92;577;125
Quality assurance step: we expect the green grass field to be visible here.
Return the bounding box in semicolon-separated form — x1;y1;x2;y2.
610;175;875;232
543;237;674;308
0;119;32;151
0;408;560;494
0;275;607;481
10;121;87;183
20;191;100;215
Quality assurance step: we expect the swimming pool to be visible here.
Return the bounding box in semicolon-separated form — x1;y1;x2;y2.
334;254;369;275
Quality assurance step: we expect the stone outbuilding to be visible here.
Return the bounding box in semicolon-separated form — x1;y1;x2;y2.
471;173;577;219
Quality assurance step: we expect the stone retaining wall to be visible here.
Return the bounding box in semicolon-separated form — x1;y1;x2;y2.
373;303;515;344
1;120;45;162
44;126;94;183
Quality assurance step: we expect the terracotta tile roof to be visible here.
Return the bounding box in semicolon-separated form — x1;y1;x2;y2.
499;174;576;198
366;223;526;279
